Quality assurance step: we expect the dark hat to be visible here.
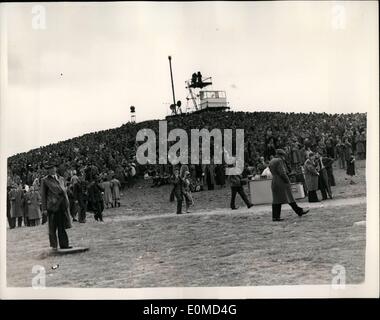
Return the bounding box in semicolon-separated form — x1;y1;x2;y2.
43;160;57;169
275;149;287;157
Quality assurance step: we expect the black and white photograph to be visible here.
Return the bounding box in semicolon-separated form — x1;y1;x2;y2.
0;1;378;299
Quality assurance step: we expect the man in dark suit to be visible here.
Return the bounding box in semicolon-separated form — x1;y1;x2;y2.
41;161;72;250
228;163;253;210
73;173;88;223
315;152;333;200
170;168;184;214
269;149;309;221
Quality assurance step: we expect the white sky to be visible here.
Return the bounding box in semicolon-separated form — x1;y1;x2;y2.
1;1;378;157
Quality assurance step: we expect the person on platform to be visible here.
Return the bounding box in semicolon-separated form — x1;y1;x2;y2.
41;161;72;250
191;73;197;87
196;71;203;86
269;149;309;221
303;152;320;202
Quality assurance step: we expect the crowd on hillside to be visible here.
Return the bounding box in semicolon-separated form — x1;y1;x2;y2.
7;111;366;227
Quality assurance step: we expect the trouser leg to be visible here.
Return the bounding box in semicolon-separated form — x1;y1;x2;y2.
94;202;103;221
78;201;87;222
320;184;328;200
48;213;58;249
177;199;182;214
9;217;16;229
272;204;281;220
57;211;69;248
341;157;345;169
308;190;319;202
99;202;104;220
237;187;252;207
71;202;78;220
175;194;183;214
17;217;23;227
230;187;238;209
289;202;303;215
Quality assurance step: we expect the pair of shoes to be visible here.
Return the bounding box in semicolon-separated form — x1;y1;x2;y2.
72;218;78;222
247;204;253;209
272;218;284;222
231;207;239;210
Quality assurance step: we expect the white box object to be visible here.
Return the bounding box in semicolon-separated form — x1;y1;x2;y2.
248;180;305;205
290;183;305;199
248;179;273;205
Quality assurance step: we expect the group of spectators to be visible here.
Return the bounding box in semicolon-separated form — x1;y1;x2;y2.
7;110;366;226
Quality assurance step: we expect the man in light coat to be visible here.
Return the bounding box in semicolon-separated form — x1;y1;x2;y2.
9;183;24;228
269;149;309;221
303;152;320;202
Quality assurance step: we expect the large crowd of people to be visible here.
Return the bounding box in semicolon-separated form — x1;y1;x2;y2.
7;111;366;230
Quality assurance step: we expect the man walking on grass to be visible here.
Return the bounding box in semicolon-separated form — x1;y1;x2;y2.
269;149;309;221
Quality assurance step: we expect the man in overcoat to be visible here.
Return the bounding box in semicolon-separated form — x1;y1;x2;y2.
269;149;309;221
41;161;72;249
9;183;24;228
303;152;320;202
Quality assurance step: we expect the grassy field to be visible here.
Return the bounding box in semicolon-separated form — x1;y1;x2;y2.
6;161;366;287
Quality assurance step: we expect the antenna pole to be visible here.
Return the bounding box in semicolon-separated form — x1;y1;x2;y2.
168;56;176;107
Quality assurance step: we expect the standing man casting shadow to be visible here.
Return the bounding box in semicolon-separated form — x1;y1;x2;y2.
41;161;72;250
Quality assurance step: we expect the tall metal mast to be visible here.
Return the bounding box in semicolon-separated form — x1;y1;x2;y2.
168;56;178;113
